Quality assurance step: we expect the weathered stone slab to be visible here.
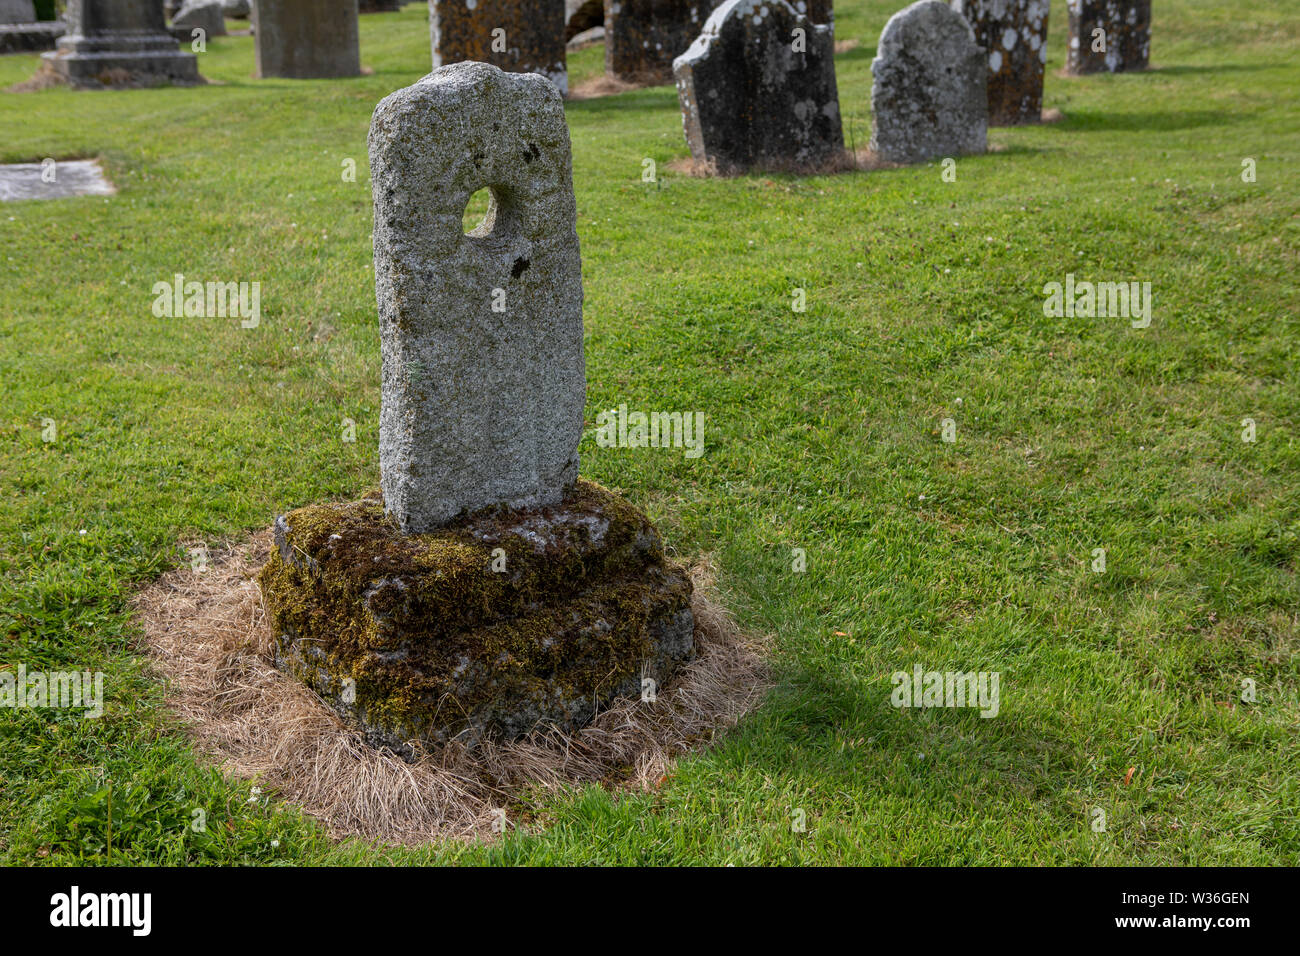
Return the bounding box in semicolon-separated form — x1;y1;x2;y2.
0;0;35;23
0;20;64;52
221;0;250;17
431;0;567;95
0;159;114;201
369;62;585;532
171;0;226;39
952;0;1048;125
674;0;843;174
359;0;402;10
1065;0;1149;74
260;480;696;752
39;0;200;88
252;0;360;79
870;0;987;164
604;0;706;84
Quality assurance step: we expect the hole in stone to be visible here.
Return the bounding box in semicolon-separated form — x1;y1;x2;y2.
462;187;494;236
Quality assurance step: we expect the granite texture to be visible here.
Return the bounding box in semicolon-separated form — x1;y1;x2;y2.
870;0;987;164
369;62;586;532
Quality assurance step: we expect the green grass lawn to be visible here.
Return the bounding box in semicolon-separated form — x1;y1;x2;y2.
1;0;1297;865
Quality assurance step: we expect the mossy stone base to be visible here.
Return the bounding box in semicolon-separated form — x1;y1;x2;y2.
257;479;695;755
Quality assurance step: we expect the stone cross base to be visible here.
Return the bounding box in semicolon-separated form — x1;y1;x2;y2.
259;480;696;756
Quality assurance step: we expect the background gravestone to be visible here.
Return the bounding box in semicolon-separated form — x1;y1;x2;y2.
359;0;402;10
870;0;987;163
674;0;843;174
171;0;226;39
40;0;200;87
952;0;1049;125
257;63;695;753
564;0;601;41
793;0;832;22
0;0;36;22
1065;0;1150;73
253;0;360;78
431;0;567;96
604;0;706;84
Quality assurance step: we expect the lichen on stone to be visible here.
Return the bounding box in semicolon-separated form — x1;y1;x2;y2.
257;479;695;757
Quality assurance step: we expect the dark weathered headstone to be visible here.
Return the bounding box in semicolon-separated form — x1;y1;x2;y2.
39;0;200;88
564;0;601;41
220;0;250;17
358;0;400;11
604;0;706;84
253;0;360;79
1065;0;1150;74
870;0;987;164
257;62;696;753
431;0;567;95
674;0;842;174
952;0;1049;125
791;0;832;23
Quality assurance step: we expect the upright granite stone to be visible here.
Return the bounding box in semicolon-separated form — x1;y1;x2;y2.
870;0;987;164
369;62;585;531
604;0;706;84
253;0;360;79
0;0;36;22
1065;0;1149;74
431;0;567;95
256;62;696;753
674;0;843;174
220;0;250;17
39;0;200;87
359;0;402;10
171;0;226;39
952;0;1048;125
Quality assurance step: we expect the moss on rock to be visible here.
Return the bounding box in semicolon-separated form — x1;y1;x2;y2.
258;479;695;755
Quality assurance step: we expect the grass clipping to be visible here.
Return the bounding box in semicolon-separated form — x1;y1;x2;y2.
133;529;768;847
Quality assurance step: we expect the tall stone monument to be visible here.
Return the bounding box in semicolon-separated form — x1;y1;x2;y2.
604;0;707;84
253;0;361;79
951;0;1049;125
259;63;696;754
870;0;987;164
673;0;843;174
1065;0;1150;74
431;0;567;95
39;0;200;87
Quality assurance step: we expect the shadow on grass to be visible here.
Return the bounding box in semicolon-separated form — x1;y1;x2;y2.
1058;108;1248;132
738;666;1074;813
